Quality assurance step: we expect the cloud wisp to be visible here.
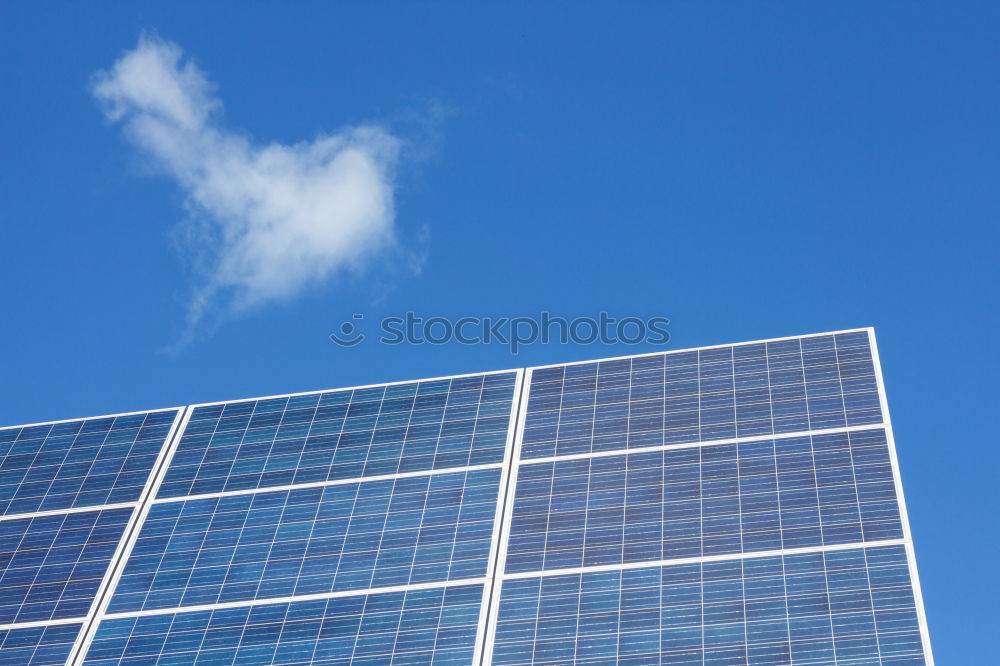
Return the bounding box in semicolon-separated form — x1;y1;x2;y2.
92;35;403;344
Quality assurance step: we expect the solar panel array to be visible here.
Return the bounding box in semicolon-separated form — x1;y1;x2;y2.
0;329;932;664
0;409;182;665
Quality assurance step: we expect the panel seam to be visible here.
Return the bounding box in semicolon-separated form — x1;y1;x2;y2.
499;537;911;580
518;422;889;465
66;406;191;666
476;366;531;666
152;461;507;504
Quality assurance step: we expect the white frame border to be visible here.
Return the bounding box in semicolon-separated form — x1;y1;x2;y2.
526;326;873;370
66;406;191;666
478;367;533;666
0;406;183;433
868;327;935;664
183;367;521;410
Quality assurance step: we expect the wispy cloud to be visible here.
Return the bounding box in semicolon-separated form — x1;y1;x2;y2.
92;34;404;344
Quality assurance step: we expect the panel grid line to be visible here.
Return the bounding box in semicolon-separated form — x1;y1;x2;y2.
100;577;488;620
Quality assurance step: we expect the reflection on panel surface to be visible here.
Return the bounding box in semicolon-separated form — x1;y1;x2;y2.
494;545;924;665
86;584;484;665
506;429;902;573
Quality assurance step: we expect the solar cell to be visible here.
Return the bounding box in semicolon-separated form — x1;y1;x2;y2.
0;507;133;624
157;373;517;499
505;428;902;573
492;545;924;665
0;410;180;515
85;584;484;665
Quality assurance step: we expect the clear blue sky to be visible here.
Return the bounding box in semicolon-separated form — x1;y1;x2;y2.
1;3;996;661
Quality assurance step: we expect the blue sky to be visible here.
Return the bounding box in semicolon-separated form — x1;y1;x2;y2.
1;2;997;660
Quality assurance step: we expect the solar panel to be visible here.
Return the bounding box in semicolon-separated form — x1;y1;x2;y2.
0;411;179;515
492;545;924;664
521;331;882;460
504;428;903;574
84;583;484;665
157;373;516;499
0;507;134;624
108;468;501;613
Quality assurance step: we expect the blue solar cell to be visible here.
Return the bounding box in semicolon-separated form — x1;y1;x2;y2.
86;584;484;665
493;545;924;665
522;332;882;459
0;410;179;515
505;428;902;573
157;373;516;499
0;622;81;666
109;468;501;614
0;507;132;623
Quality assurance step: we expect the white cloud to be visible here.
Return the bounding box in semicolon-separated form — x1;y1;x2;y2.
92;34;402;341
